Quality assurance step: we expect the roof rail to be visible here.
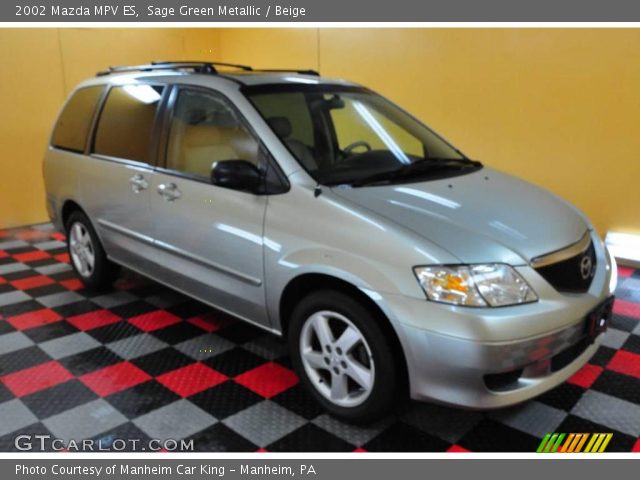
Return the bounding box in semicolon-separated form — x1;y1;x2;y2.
96;60;320;77
253;68;320;76
152;60;253;71
96;61;251;77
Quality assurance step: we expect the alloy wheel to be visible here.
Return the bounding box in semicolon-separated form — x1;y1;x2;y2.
299;310;375;408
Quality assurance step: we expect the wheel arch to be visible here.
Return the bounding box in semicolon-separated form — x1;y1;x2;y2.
61;199;87;232
278;272;410;395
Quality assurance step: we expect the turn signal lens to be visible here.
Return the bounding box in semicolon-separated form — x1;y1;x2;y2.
414;266;486;306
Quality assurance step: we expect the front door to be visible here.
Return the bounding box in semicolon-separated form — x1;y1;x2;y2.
149;87;269;327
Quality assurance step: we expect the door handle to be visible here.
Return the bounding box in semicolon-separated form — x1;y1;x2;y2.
129;174;148;193
157;182;182;201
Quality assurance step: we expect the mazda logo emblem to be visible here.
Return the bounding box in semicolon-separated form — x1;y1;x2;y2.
580;255;593;280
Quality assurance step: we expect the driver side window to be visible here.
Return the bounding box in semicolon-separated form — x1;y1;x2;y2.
166;89;261;180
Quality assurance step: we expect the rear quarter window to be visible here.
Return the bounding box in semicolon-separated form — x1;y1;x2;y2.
93;85;164;164
51;86;105;153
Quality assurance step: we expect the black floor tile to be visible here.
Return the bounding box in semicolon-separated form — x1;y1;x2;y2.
537;382;586;412
364;423;450;452
187;423;258;452
268;423;354;452
271;384;325;420
131;348;194;377
59;346;123;376
22;379;98;419
189;382;262;419
106;380;181;419
23;320;79;343
203;348;266;377
458;419;539;452
0;346;52;376
592;370;640;404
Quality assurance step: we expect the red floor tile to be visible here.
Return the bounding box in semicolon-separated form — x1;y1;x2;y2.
0;250;7;259
55;253;71;264
15;230;51;241
60;278;83;290
0;276;6;285
52;232;66;241
128;310;181;332
1;361;74;397
156;363;227;397
186;312;236;333
613;299;640;320
67;309;121;331
80;362;151;397
234;362;299;398
567;364;603;388
447;444;471;452
606;350;640;379
10;275;55;290
13;250;51;263
7;308;63;330
618;266;635;278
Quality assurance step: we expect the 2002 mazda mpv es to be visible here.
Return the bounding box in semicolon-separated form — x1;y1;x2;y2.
44;61;617;421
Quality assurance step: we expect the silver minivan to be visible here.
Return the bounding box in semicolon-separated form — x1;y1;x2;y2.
44;61;617;421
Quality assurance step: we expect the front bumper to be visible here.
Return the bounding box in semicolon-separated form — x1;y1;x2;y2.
378;240;615;409
394;312;603;409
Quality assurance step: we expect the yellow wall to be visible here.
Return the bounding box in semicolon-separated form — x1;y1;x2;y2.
0;28;219;228
1;28;639;235
217;28;640;236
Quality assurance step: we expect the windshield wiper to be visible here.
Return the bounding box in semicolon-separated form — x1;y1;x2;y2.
350;158;482;187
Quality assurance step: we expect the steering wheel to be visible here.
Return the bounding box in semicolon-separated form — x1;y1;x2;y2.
337;141;372;163
336;140;372;163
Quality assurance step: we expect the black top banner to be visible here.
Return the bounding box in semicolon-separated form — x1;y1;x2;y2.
5;0;640;22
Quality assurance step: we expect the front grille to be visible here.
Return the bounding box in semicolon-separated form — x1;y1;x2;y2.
533;238;597;293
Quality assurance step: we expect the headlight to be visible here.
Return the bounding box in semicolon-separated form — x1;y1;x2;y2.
414;264;538;307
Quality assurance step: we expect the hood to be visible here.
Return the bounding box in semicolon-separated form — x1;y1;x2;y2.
330;167;589;265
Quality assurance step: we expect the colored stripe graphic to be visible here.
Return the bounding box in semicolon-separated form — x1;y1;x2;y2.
574;433;589;453
597;433;613;453
537;433;613;453
558;433;575;453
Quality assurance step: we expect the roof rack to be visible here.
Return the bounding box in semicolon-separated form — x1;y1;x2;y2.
96;61;320;77
252;68;320;76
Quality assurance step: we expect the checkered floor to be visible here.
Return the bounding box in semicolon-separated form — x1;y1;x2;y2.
0;224;639;452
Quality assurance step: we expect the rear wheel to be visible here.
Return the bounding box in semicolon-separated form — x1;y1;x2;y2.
66;211;119;290
289;290;398;422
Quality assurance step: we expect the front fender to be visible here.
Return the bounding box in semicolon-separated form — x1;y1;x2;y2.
264;247;425;332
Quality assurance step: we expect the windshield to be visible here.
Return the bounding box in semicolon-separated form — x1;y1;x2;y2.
246;85;481;186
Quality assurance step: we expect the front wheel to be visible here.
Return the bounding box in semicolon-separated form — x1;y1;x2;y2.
288;290;398;422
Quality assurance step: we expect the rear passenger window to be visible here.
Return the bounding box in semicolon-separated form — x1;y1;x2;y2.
51;86;104;153
93;85;164;163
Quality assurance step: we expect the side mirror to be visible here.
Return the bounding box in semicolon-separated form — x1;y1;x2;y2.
211;160;262;193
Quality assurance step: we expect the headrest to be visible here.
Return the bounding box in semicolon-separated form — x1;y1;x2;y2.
267;116;293;139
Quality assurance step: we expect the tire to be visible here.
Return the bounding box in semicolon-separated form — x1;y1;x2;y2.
288;290;398;422
65;210;119;290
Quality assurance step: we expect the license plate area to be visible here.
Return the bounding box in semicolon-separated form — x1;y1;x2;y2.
585;295;614;342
